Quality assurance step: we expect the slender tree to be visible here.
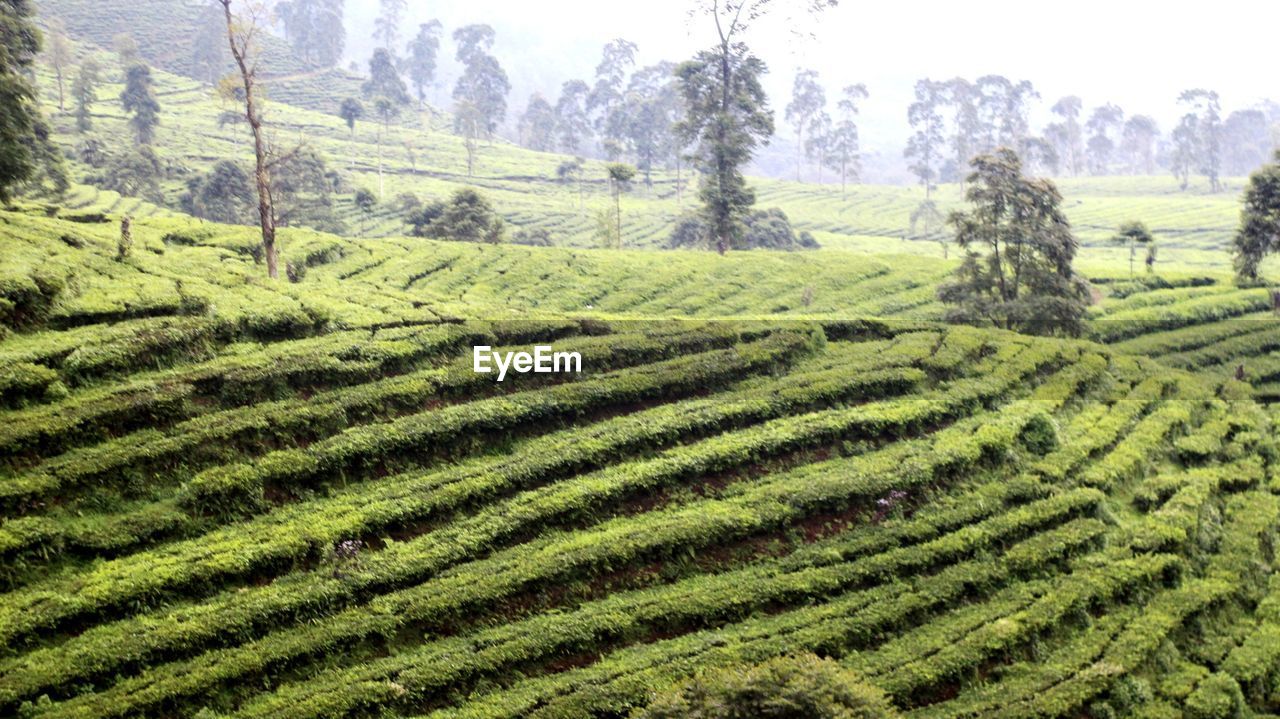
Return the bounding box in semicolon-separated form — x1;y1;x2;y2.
1111;220;1155;278
45;19;71;112
338;97;363;137
1171;113;1199;191
1180;89;1223;192
622;62;681;189
905;78;945;199
373;0;407;52
218;0;280;279
120;64;161;145
454;99;484;177
363;48;409;197
785;68;824;182
804;110;832;183
554;79;592;154
451;25;509;140
191;3;229;84
605;162;636;247
946;78;982;181
587;39;638;160
826;84;866;193
405;20;443;109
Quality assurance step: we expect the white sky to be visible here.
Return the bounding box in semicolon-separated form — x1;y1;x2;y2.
350;0;1278;157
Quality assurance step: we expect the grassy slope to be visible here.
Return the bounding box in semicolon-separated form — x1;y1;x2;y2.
1;206;1279;719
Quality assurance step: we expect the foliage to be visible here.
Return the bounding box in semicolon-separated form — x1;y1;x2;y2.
180;161;254;224
668;207;818;251
0;0;66;202
452;24;509;139
636;653;899;719
938;149;1091;335
407;187;505;243
275;0;345;67
69;60;99;133
120;63;161;145
1111;220;1156;277
404;20;442;107
1232;151;1280;283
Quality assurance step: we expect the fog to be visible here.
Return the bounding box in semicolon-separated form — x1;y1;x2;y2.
341;0;1276;181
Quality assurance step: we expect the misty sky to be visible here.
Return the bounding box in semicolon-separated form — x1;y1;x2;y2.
345;0;1276;165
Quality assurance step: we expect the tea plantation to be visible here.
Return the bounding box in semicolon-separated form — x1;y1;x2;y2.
3;206;1280;719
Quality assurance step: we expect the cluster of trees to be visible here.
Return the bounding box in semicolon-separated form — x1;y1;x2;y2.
785;70;868;190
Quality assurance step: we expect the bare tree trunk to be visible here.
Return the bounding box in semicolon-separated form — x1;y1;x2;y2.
220;0;278;280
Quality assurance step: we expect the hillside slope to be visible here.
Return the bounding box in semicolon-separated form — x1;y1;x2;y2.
3;207;1280;718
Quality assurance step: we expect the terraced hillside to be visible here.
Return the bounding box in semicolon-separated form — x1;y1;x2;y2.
4;204;1280;718
30;25;1265;275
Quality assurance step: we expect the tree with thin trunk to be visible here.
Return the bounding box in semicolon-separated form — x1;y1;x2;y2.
219;0;281;279
45;19;72;112
1045;96;1084;176
1111;220;1155;278
121;64;161;145
606;162;635;248
1180;89;1223;192
785;68;824;182
905;78;944;199
71;60;100;133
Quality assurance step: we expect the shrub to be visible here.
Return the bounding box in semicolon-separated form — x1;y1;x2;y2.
667;208;819;251
408;188;505;243
635;653;899;719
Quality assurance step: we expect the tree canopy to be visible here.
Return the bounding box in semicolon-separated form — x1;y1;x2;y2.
0;0;68;202
938;148;1091;336
1233;151;1280;283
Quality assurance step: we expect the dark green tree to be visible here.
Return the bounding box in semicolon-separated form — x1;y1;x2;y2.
405;20;442;108
95;145;163;203
1179;88;1223;191
121;63;161;145
353;186;377;235
180;160;254;224
554;79;592;153
338;97;363;137
785;68;824;182
587;39;638;160
273;147;345;233
636;653;899;719
0;0;69;202
363;48;409;197
1111;220;1155;278
1232;151;1280;283
70;59;100;133
937;148;1091;335
407;187;505;243
517;93;556;151
276;0;345;67
451;25;509;140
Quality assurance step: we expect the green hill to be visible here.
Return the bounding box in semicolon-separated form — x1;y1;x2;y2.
2;207;1280;718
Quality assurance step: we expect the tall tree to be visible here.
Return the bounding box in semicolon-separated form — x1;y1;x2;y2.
373;0;407;52
804;110;832;183
451;24;509;140
605;162;636;247
120;64;161;145
1223;109;1273;176
1232;151;1280;283
191;3;229;84
784;68;824;182
905;78;945;199
1120;115;1158;174
1045;96;1084;175
276;0;345;66
587;39;638;160
938;149;1091;336
454;98;484;176
1179;88;1223;192
218;0;281;279
1085;103;1123;175
679;0;833;253
404;20;442;108
554;79;592;154
1170;113;1199;191
826;84;866;193
363;48;409;197
44;19;71;112
70;59;100;133
0;0;68;202
945;78;982;182
976;75;1037;150
517;93;556;151
622;62;681;189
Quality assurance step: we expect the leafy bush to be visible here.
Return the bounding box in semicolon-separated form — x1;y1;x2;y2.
635;653;899;719
407;188;505;243
667;208;819;251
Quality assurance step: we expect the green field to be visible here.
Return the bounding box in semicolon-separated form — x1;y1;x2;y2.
6;4;1280;718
